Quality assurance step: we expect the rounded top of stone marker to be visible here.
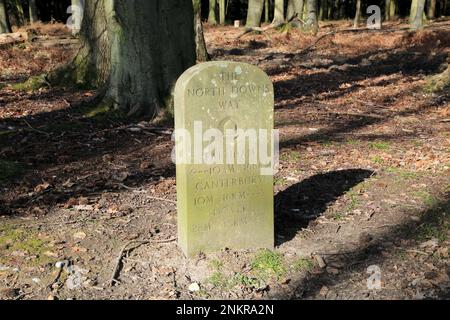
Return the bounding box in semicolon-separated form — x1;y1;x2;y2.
175;61;272;95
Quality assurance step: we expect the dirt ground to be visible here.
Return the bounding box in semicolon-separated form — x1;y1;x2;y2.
0;20;449;300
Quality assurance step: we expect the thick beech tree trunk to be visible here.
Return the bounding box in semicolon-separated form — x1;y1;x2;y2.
273;0;285;24
246;0;265;28
0;0;11;34
193;0;209;62
57;0;196;117
304;0;318;34
287;0;304;22
411;0;426;29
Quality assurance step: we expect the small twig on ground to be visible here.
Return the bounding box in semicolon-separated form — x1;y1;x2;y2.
117;184;177;204
23;119;50;136
110;237;177;286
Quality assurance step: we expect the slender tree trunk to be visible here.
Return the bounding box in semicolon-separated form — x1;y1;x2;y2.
273;0;285;24
218;0;226;24
53;0;196;117
353;0;361;28
29;0;38;24
0;0;11;34
14;0;25;26
246;0;264;28
390;0;397;18
319;0;328;20
304;0;318;34
385;0;391;20
333;0;340;19
265;0;270;22
411;0;426;29
208;0;217;25
427;0;436;19
328;0;333;20
193;0;209;62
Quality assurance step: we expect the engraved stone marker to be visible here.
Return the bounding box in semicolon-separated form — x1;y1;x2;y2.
174;61;275;257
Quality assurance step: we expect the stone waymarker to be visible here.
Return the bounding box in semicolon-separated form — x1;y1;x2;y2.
174;61;275;257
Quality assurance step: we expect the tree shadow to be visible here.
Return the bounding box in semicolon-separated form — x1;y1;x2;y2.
273;197;450;300
275;169;374;245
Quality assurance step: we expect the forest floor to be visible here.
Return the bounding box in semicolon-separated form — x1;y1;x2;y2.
0;20;449;300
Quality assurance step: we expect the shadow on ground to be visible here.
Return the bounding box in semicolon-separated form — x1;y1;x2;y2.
274;197;450;300
275;169;374;245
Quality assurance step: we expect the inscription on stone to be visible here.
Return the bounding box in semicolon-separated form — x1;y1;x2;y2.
174;61;275;257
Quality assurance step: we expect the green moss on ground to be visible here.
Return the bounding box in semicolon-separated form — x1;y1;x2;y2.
0;225;52;266
11;75;49;92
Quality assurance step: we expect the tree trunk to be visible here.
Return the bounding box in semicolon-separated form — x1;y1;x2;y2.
273;0;285;24
390;0;397;18
218;0;226;24
427;0;436;19
385;0;391;20
29;0;38;24
246;0;264;28
411;0;426;29
328;0;333;20
56;0;196;118
14;0;25;26
193;0;209;62
265;0;270;23
304;0;318;34
0;0;11;34
287;0;304;21
353;0;361;28
333;0;340;19
319;0;328;20
410;0;418;23
208;0;217;25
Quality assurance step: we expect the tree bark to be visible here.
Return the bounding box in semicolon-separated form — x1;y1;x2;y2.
193;0;209;62
410;0;418;23
246;0;264;28
287;0;304;21
353;0;361;28
411;0;426;29
390;0;397;18
0;0;11;34
319;0;328;20
273;0;285;24
218;0;226;24
29;0;38;24
208;0;217;25
14;0;25;26
56;0;196;118
333;0;340;19
385;0;391;20
304;0;318;34
265;0;270;22
427;0;436;19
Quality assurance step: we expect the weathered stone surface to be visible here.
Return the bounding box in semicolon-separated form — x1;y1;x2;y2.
174;61;274;257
